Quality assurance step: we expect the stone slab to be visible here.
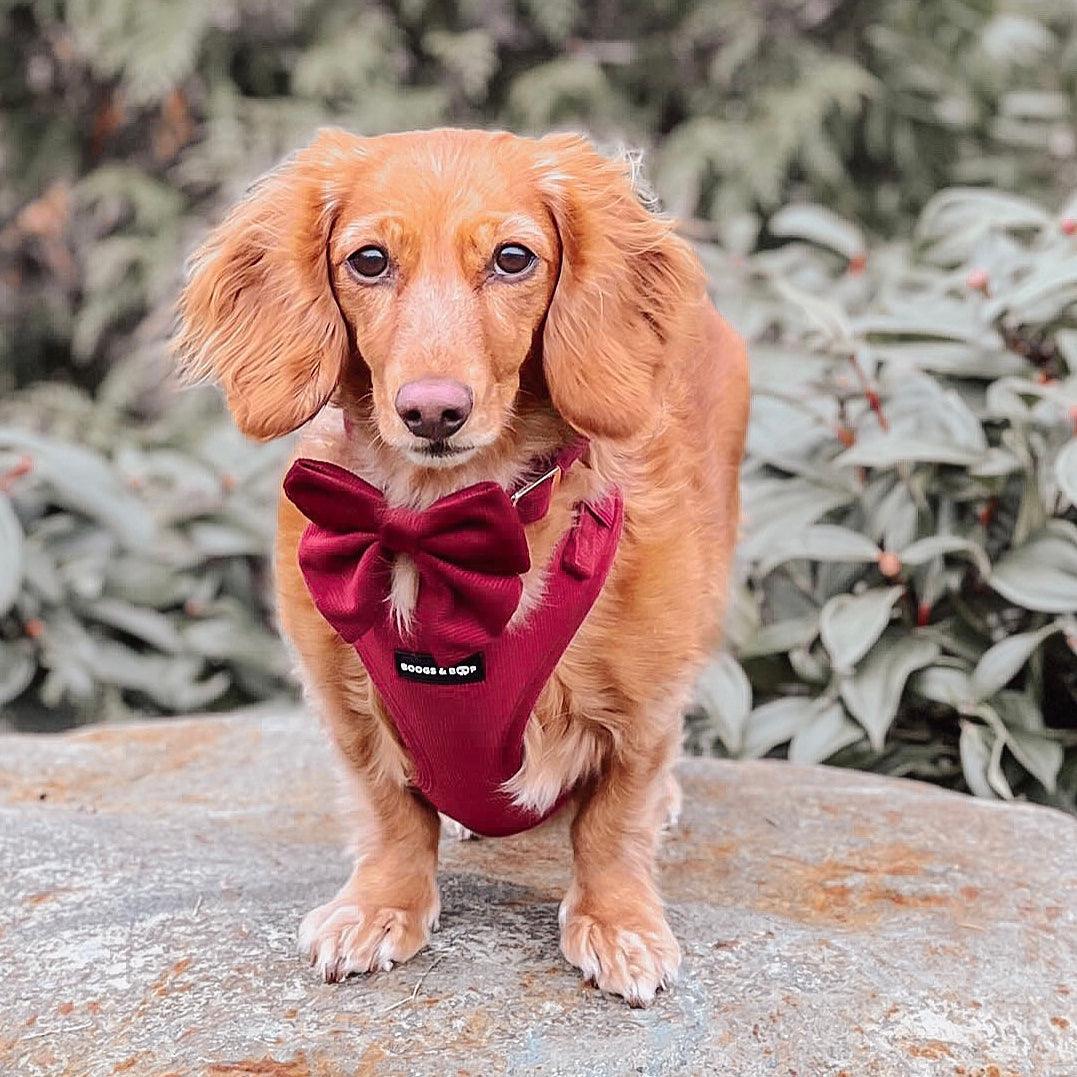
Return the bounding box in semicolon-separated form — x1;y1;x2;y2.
0;709;1074;1076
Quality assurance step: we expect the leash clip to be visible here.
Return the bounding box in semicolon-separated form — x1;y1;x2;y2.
511;465;561;506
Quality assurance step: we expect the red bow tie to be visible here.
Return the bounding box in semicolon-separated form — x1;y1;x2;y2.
283;458;533;660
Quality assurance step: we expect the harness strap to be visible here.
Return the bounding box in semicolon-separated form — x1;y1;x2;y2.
511;437;590;524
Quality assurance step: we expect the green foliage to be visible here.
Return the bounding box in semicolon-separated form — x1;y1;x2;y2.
3;0;1075;392
690;189;1077;810
0;365;292;727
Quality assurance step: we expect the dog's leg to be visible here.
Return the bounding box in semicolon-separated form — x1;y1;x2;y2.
297;698;442;983
559;722;682;1007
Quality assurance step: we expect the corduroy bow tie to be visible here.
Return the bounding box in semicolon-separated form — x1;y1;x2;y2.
283;458;534;661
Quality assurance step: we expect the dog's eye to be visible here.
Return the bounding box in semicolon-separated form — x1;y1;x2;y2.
493;244;535;276
347;245;389;279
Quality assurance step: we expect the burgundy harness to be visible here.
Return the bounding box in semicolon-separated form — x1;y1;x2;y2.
282;441;623;837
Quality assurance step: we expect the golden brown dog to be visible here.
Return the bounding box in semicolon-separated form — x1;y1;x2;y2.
176;127;748;1006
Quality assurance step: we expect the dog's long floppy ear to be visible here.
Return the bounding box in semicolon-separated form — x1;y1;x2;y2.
534;134;705;440
174;129;356;440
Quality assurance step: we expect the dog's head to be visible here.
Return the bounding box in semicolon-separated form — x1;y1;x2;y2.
176;128;703;466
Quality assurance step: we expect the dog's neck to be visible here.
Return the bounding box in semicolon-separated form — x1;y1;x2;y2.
306;397;575;512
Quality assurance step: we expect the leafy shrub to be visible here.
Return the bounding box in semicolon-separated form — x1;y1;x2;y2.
690;188;1077;810
2;0;1075;392
0;364;292;727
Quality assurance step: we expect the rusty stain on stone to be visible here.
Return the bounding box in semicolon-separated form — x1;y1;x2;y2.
112;1053;148;1073
206;1054;315;1076
906;1039;953;1059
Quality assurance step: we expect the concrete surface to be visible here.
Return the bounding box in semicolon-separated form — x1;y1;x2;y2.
0;709;1074;1077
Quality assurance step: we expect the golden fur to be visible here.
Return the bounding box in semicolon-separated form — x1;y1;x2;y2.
176;127;749;1006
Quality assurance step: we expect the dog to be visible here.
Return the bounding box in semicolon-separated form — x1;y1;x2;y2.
175;127;748;1007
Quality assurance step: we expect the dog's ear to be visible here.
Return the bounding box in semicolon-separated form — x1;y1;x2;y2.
534;134;705;440
174;129;357;440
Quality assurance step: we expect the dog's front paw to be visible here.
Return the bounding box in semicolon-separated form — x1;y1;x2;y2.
558;885;681;1007
299;882;440;983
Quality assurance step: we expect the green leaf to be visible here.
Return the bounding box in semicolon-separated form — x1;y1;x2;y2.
970;623;1062;702
1055;440;1077;508
789;643;831;684
841;633;940;751
918;187;1051;242
90;639;230;711
899;535;992;578
912;665;974;709
1007;730;1063;794
737;615;820;659
740;477;856;560
183;520;266;559
423;29;497;102
181;609;290;677
0;493;24;618
989;522;1077;613
78;596;186;654
769;204;865;260
837;434;982;468
871;342;1024;380
788;703;864;764
986;723;1014;801
741;697;817;758
959;721;996;799
0;430;155;548
769;276;854;348
722;583;760;653
695;653;753;755
0;640;36;705
991;255;1077;322
993;691;1044;733
820;586;904;672
759;525;880;575
969;448;1023;478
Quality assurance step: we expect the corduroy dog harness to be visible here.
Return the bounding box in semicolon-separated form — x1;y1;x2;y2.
282;441;623;836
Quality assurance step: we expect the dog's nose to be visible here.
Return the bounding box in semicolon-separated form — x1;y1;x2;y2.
394;378;473;441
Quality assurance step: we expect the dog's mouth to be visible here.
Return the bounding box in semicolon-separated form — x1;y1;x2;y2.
423;441;469;458
401;439;480;469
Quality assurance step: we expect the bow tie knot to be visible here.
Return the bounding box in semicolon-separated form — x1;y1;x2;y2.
283;457;532;661
379;507;423;556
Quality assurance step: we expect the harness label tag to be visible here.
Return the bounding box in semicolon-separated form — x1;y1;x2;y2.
394;650;485;685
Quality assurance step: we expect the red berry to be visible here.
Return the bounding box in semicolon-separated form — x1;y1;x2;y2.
847;253;868;275
0;454;33;492
836;426;856;448
24;618;44;639
916;602;932;628
877;551;902;578
966;268;989;292
1062;217;1076;236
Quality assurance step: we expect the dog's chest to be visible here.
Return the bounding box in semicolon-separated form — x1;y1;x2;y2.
354;491;624;837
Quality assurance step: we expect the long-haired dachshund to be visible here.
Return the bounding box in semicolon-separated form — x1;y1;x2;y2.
176;127;748;1007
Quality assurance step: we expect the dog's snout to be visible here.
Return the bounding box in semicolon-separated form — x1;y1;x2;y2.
394;378;473;441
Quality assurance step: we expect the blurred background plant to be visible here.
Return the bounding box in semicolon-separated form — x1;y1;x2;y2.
1;0;1075;807
689;188;1077;813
